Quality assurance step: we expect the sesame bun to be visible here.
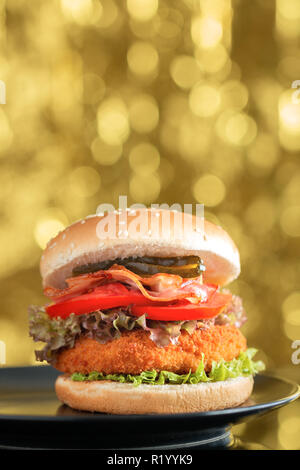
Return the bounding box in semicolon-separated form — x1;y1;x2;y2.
41;208;240;289
55;375;253;414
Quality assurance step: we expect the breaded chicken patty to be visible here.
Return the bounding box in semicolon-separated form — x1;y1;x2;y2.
55;325;246;375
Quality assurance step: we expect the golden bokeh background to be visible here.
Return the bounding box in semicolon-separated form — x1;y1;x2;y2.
0;0;300;449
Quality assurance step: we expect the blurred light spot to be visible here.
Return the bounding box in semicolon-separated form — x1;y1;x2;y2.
91;138;122;166
189;83;220;117
98;0;119;29
127;0;158;22
283;322;300;341
129;142;160;176
280;416;300;434
199;0;232;16
60;0;100;24
225;114;257;146
247;133;279;175
279;90;300;150
284;309;300;326
130;173;161;203
34;209;68;249
196;44;229;74
127;41;159;77
276;10;300;39
193;174;226;207
69;166;101;197
277;0;300;20
280;206;300;236
159;19;181;41
282;290;300;339
217;111;257;146
282;291;300;316
129;14;159;38
178;116;211;161
129;94;159;133
97;97;129;145
191;16;223;49
0;110;13;154
170;55;202;89
279;92;300;131
220;80;248;110
245;197;276;235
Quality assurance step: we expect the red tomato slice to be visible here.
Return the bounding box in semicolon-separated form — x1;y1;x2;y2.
46;283;153;318
45;281;229;321
130;292;232;321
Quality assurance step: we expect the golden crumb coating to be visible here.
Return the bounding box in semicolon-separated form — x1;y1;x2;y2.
55;325;247;375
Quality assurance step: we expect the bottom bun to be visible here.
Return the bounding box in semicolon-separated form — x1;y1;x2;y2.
55;375;254;414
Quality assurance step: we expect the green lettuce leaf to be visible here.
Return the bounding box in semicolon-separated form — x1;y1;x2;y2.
28;305;201;363
28;306;81;363
71;348;265;386
28;295;250;365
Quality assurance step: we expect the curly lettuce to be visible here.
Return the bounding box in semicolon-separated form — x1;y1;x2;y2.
71;348;265;386
28;305;202;363
215;293;247;328
28;294;249;365
29;306;81;363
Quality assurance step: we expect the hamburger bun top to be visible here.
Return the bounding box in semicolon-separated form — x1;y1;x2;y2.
40;208;240;289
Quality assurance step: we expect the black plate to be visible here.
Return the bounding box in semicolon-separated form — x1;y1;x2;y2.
0;366;299;450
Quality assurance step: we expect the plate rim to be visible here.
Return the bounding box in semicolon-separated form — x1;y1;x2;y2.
0;368;299;422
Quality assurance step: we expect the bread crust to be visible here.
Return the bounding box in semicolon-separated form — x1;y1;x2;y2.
54;327;247;376
41;209;240;288
55;375;253;414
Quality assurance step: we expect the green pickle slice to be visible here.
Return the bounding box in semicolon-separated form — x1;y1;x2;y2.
72;256;205;278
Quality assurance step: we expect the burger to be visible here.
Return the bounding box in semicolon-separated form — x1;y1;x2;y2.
29;208;264;414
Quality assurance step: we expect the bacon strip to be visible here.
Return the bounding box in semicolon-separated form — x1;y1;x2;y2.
44;265;213;303
44;271;112;302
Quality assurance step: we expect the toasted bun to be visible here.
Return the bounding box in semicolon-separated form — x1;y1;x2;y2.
55;375;253;414
41;208;240;288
